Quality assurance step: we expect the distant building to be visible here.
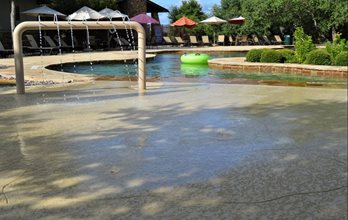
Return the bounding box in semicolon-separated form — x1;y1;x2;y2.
117;0;169;44
0;0;42;33
0;0;168;33
0;0;168;45
118;0;168;22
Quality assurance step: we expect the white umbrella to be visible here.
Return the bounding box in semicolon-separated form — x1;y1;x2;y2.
99;8;127;48
22;5;66;18
200;16;227;45
201;16;227;24
99;8;127;20
68;6;105;21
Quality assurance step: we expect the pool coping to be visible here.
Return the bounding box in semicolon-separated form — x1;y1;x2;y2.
208;57;348;79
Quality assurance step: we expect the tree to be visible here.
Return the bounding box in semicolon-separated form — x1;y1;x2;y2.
169;0;206;23
319;0;347;39
168;0;208;37
212;0;348;41
293;27;315;63
212;0;243;36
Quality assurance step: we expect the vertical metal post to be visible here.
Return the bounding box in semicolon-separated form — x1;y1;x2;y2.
137;27;146;92
13;26;25;94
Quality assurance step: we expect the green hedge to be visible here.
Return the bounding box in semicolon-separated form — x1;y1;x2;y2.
335;51;348;66
305;49;333;65
260;50;282;63
246;49;267;62
278;49;295;63
245;47;343;66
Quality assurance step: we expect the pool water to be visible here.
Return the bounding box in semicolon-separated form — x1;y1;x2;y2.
50;53;346;85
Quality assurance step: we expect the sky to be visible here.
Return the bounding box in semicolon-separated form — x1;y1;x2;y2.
152;0;217;24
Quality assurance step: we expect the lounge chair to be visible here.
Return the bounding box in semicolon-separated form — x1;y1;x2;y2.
59;37;69;47
72;36;84;50
0;40;13;57
163;36;175;46
189;35;199;47
262;35;272;45
217;35;225;46
202;36;211;46
175;37;186;47
54;36;78;51
273;35;283;44
113;37;132;49
147;37;158;49
25;34;58;55
252;34;261;45
228;36;234;46
87;35;97;50
43;35;72;52
239;35;250;45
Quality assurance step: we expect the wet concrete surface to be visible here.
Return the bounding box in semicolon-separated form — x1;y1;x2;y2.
0;82;347;219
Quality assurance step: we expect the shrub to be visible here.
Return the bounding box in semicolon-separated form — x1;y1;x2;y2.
294;27;315;63
260;50;282;63
246;49;265;62
335;51;348;66
305;49;333;65
325;33;348;59
278;49;295;63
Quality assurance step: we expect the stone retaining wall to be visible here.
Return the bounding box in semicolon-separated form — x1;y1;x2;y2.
209;58;348;79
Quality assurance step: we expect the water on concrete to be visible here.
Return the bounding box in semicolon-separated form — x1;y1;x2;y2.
0;82;347;219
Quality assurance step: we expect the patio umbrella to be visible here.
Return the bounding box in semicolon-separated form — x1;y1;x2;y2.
171;16;198;40
228;16;245;25
171;16;197;28
22;5;66;49
131;13;159;44
200;16;227;45
99;8;127;20
130;13;159;24
68;6;105;21
99;8;128;48
22;5;66;18
228;16;245;45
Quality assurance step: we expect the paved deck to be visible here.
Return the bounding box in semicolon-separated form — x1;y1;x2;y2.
0;81;347;219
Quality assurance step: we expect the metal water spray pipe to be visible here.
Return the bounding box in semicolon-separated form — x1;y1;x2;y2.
13;21;146;94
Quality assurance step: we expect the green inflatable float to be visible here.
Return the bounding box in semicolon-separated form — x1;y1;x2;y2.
180;53;210;65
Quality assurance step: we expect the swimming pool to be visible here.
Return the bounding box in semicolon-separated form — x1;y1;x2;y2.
48;52;346;86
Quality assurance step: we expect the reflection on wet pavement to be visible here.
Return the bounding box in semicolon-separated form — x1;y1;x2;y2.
0;82;347;219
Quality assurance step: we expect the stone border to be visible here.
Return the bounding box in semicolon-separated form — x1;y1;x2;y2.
208;57;348;79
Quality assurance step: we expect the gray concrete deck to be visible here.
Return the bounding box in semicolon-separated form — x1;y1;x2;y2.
0;81;347;219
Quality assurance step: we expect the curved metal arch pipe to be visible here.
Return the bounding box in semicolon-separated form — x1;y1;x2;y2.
13;21;146;94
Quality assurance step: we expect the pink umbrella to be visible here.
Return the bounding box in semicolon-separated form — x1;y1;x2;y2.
130;13;159;24
131;13;159;44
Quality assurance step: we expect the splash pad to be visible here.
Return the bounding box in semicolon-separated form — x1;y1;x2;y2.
12;21;146;94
